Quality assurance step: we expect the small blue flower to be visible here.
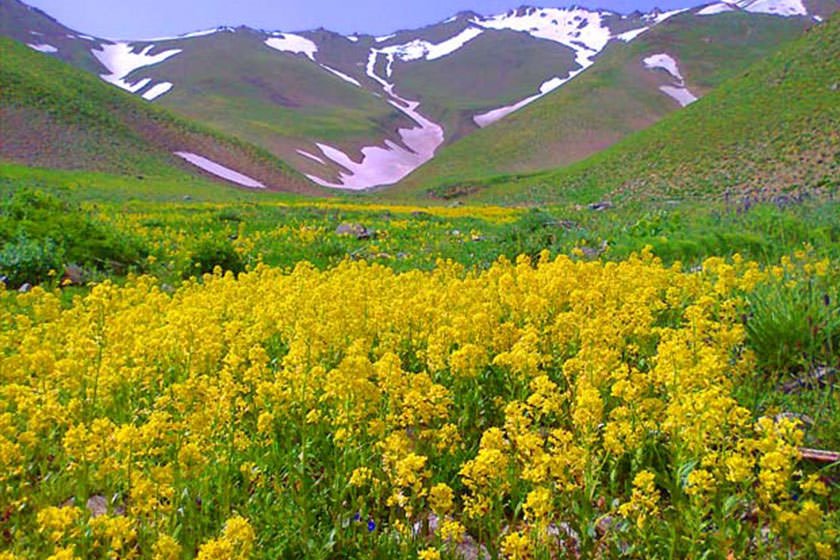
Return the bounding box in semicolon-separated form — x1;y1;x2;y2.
367;519;376;532
353;512;361;522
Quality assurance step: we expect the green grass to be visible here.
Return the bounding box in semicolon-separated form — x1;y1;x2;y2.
393;12;814;196
4;161;838;287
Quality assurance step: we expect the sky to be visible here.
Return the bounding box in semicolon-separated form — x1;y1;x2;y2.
24;0;698;39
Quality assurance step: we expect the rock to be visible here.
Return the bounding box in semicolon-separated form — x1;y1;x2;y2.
86;495;108;517
18;283;31;293
63;264;85;286
580;240;609;259
831;82;839;91
335;223;373;240
775;412;815;427
457;534;491;560
588;201;614;211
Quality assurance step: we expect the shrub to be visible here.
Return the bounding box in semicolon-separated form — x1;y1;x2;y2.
0;235;64;288
0;188;149;283
186;237;245;278
746;277;840;376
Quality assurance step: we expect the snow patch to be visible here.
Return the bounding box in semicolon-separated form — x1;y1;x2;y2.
642;8;689;24
643;53;698;107
305;50;445;190
376;27;484;65
346;35;360;42
474;72;580;127
142;82;173;101
736;0;807;16
375;34;396;43
616;27;649;42
643;53;684;82
659;85;698;106
27;43;58;53
126;78;152;94
265;34;318;60
92;43;182;92
469;6;700;127
697;3;736;15
297;149;327;165
175;152;266;189
697;0;807;16
320;65;361;87
472;7;612;58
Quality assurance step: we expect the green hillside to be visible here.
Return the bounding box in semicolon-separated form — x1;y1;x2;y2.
137;30;412;180
396;12;811;193
0;37;321;195
390;13;840;204
393;30;578;140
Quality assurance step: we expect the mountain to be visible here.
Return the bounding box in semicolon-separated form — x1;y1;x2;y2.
391;11;840;204
1;0;837;192
0;37;319;194
395;7;816;191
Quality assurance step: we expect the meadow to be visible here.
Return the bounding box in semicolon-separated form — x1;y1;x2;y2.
0;165;838;559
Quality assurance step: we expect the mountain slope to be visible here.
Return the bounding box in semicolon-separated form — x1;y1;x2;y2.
0;0;104;72
390;13;840;204
395;10;814;192
2;0;836;193
0;37;319;194
126;29;412;186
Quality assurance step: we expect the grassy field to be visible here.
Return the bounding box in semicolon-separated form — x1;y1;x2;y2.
0;168;838;557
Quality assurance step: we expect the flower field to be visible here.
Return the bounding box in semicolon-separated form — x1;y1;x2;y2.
1;246;837;559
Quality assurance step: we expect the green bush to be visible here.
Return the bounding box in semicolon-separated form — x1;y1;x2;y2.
0;188;149;283
186;237;245;278
0;235;64;288
746;278;840;376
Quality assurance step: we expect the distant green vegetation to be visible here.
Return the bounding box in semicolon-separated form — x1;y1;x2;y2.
3;164;838;290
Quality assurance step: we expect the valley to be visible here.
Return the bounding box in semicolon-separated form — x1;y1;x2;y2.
0;1;839;559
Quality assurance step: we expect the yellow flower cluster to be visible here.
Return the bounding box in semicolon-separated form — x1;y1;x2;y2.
0;250;833;558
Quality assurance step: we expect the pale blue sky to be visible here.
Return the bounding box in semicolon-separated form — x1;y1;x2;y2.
25;0;697;39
